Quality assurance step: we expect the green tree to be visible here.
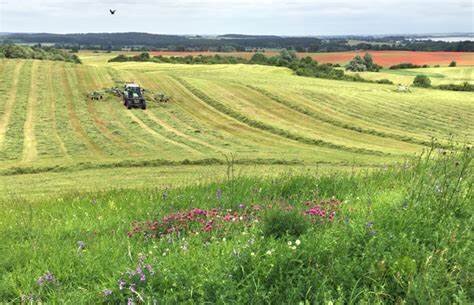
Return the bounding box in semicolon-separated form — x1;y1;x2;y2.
449;60;457;67
346;55;367;72
250;52;268;64
279;49;297;62
413;75;432;88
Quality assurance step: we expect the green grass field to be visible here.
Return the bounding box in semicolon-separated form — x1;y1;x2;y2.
0;54;473;303
346;66;473;86
0;54;472;197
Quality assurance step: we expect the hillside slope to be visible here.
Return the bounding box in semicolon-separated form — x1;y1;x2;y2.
0;55;472;196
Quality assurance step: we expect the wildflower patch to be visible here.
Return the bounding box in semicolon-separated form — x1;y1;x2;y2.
128;198;342;240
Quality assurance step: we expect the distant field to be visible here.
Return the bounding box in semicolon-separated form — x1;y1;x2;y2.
305;51;474;67
149;50;474;67
0;53;473;197
346;66;473;85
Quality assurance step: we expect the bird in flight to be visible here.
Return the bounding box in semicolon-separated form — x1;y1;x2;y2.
110;9;116;15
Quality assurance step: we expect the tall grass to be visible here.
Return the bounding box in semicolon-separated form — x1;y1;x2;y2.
0;146;471;303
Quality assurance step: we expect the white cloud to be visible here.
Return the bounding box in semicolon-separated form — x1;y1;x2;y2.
0;0;472;34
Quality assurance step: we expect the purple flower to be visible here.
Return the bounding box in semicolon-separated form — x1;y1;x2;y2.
128;298;134;305
37;272;55;286
366;222;374;228
145;264;154;274
216;189;222;201
103;289;113;297
118;279;126;290
129;284;137;293
77;241;86;251
239;204;245;209
135;266;143;274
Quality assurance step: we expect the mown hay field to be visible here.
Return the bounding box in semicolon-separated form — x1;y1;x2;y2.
0;53;473;197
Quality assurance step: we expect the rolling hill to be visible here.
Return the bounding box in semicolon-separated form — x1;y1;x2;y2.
0;52;472;304
0;53;472;196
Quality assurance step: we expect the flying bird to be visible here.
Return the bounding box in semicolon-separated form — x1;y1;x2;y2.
110;9;116;15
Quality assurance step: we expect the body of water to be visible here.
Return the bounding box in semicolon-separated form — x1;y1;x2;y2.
416;36;473;42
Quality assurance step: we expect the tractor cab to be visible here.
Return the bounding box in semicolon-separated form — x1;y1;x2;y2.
123;83;147;109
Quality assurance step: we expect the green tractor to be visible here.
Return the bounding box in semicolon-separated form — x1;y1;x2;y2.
123;83;147;110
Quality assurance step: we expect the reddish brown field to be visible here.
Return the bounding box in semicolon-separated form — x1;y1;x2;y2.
306;51;474;67
150;50;474;67
150;51;258;59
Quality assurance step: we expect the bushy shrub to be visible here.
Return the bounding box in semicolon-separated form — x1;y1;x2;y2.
132;52;150;61
262;209;309;238
413;75;431;88
0;44;81;63
109;54;129;62
437;82;474;92
346;53;381;72
249;52;267;64
449;60;457;67
375;79;394;84
390;62;421;69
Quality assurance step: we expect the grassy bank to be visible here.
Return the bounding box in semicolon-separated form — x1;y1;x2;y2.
1;147;472;303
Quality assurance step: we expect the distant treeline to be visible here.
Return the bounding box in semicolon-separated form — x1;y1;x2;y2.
0;44;81;63
1;33;473;52
109;51;393;84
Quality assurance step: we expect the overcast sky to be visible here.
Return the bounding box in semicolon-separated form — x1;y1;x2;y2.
0;0;472;35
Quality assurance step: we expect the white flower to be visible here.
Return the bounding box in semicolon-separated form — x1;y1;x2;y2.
291;246;297;250
266;250;272;256
295;240;301;246
222;238;226;242
251;252;255;256
287;241;292;246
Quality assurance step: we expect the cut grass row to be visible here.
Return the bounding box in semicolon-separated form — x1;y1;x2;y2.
174;76;390;156
245;84;447;148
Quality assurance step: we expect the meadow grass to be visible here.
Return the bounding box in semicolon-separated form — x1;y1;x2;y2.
0;147;471;304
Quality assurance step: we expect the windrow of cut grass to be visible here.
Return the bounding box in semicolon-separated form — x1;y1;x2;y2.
0;61;33;161
0;147;471;303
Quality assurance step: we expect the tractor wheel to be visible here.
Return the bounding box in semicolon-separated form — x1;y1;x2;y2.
141;103;147;110
126;101;132;109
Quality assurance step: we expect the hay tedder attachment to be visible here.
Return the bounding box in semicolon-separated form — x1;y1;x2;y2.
86;80;171;110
